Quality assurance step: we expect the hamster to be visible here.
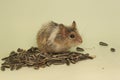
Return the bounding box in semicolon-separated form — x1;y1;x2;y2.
37;21;82;53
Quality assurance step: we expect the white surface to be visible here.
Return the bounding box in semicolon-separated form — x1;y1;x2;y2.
0;0;120;80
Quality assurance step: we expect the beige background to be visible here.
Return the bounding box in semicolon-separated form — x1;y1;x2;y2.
0;0;120;80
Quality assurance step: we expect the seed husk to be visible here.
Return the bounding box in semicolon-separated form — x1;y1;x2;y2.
99;42;108;46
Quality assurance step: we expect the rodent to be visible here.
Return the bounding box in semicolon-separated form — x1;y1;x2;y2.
37;21;82;53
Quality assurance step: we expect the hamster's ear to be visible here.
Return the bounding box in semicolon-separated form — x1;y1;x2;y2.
72;21;76;29
59;24;64;28
59;24;66;37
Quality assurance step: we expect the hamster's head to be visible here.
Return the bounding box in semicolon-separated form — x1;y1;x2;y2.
59;21;83;48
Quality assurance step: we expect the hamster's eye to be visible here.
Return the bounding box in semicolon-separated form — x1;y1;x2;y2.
70;34;75;38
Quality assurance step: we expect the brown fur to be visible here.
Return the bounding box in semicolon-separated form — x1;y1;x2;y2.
37;21;82;53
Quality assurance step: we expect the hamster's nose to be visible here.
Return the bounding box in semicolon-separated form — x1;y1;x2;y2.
79;39;83;43
78;37;83;43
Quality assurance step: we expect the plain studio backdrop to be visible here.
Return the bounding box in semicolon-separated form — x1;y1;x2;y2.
0;0;120;80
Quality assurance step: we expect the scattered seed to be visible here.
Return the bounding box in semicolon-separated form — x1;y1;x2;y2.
110;48;115;52
99;42;108;46
1;57;9;61
10;65;15;71
65;58;70;65
16;64;22;70
17;48;24;52
10;51;17;56
76;47;84;52
1;66;5;71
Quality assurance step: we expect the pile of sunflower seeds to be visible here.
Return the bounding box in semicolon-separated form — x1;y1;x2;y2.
1;47;94;71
